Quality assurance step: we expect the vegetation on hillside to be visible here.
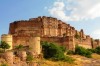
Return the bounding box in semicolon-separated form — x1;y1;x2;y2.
14;44;24;50
41;41;74;63
0;63;8;66
26;54;34;62
67;45;100;58
75;45;92;58
95;46;100;54
88;46;100;54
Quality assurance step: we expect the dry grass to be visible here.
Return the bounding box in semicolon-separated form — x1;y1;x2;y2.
1;54;99;66
92;53;100;59
40;59;75;66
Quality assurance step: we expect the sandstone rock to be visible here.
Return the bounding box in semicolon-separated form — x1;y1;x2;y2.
17;51;27;61
4;51;13;66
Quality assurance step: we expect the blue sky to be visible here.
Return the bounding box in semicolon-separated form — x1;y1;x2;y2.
0;0;100;39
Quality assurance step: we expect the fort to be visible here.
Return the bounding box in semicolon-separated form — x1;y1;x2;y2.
2;16;100;50
1;16;100;66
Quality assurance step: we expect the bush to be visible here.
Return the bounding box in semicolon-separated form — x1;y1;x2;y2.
63;56;75;63
15;44;24;50
41;41;74;63
67;50;75;55
26;54;34;62
75;45;92;58
0;63;8;66
60;46;66;52
87;49;96;53
95;46;100;54
88;46;100;54
0;48;5;53
41;41;64;59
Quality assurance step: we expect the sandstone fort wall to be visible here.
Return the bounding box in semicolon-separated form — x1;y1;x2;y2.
8;16;100;50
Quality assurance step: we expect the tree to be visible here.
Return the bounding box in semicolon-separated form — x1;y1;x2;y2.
0;41;10;51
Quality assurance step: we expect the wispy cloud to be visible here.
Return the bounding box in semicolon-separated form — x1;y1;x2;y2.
91;29;100;39
48;0;100;21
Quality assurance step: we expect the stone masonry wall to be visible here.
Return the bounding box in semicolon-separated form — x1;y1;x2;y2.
8;16;100;50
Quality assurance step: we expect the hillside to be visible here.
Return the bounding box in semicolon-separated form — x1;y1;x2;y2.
37;54;100;66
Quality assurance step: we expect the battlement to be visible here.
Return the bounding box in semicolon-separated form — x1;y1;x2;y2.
1;34;12;37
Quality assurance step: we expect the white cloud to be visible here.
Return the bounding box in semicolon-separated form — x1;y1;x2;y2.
92;30;100;35
91;30;100;39
87;3;100;19
48;0;100;21
48;1;69;21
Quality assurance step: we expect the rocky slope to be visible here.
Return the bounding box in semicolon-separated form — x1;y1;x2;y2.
0;53;100;66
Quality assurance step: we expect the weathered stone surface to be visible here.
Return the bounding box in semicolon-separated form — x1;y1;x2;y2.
4;51;13;66
8;16;100;50
17;51;27;61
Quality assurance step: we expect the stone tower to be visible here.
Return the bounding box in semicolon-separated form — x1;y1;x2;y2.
1;34;13;50
29;37;41;55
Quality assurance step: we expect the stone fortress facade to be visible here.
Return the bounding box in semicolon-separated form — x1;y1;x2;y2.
2;16;100;51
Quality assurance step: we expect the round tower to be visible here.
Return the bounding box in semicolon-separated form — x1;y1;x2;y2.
1;34;13;50
29;37;41;55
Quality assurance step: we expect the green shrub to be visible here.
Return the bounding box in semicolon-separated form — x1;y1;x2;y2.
60;46;66;52
67;50;75;55
15;44;24;50
95;46;100;54
26;54;34;62
41;41;64;59
0;63;8;66
88;46;100;54
75;45;92;58
0;48;5;53
63;56;75;63
41;41;74;63
87;49;96;53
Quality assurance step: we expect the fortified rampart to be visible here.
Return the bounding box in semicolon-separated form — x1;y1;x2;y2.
9;16;76;37
41;36;75;50
8;16;100;50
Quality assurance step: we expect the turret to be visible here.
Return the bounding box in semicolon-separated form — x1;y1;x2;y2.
1;34;13;50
